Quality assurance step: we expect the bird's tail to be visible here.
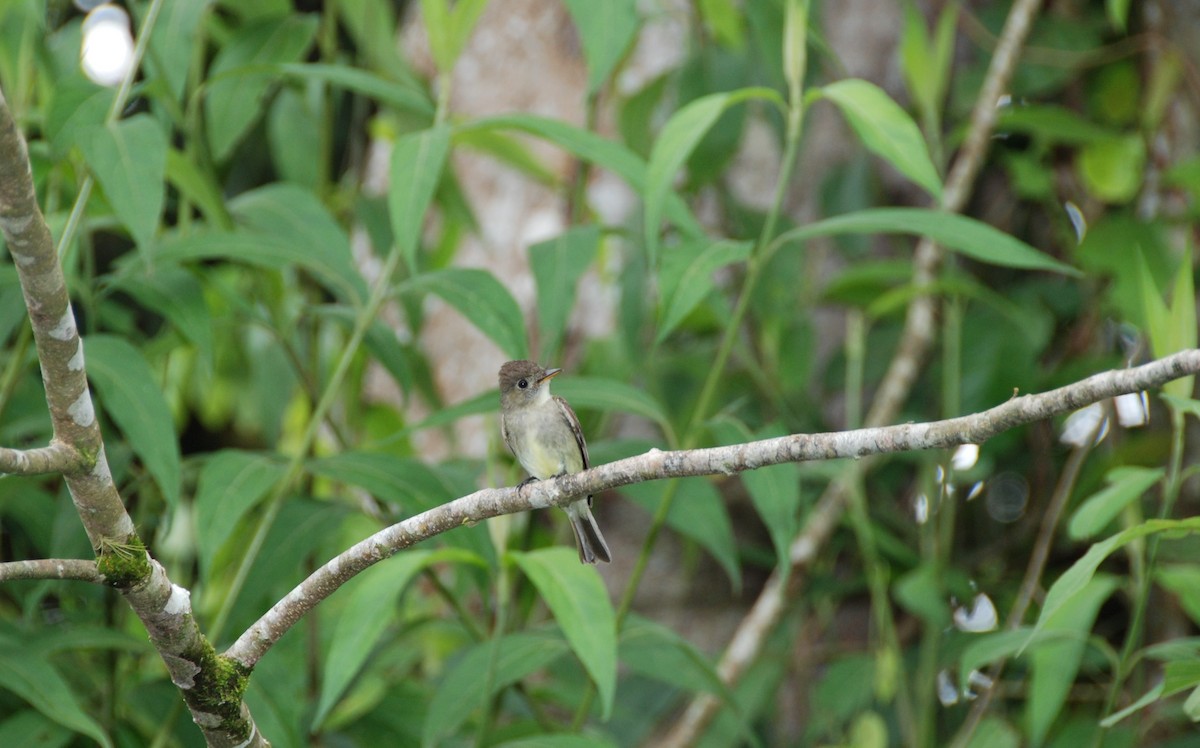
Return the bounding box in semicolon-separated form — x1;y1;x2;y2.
566;499;611;564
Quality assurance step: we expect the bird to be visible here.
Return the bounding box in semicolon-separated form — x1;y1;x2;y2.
498;360;611;564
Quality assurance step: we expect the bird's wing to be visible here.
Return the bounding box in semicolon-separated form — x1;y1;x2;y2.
553;396;589;470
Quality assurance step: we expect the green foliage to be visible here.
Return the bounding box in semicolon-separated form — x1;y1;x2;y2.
0;1;1196;746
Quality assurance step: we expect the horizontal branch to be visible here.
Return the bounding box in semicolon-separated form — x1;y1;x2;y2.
0;558;103;583
225;349;1200;668
0;442;88;475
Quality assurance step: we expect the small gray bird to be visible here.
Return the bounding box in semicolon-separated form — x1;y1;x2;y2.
498;360;611;564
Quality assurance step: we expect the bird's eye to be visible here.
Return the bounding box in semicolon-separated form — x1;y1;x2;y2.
517;379;528;389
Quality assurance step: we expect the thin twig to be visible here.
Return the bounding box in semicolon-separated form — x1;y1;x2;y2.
225;350;1199;669
0;558;104;583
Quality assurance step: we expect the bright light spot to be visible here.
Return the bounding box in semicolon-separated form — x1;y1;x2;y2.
1061;403;1108;447
914;493;929;525
1115;392;1149;428
937;670;959;706
954;593;998;633
935;464;945;486
951;444;979;471
81;4;135;87
967;669;994;691
996;94;1013;109
1064;201;1087;243
966;481;984;502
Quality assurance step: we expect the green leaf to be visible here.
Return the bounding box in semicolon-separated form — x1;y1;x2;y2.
1164;247;1196;398
146;0;210;102
165;147;232;229
966;717;1020;748
267;88;321;189
316;549;479;728
229;183;368;302
205;15;319;161
510;548;618;719
1026;576;1118;745
309;452;456;512
894;564;950;628
402;268;529;359
996;105;1121;146
553;376;674;441
561;0;640;94
619;614;726;695
711;420;800;566
1067;466;1163;540
0;711;72;748
1155;565;1200;629
424;631;570;745
657;239;752;344
773;208;1079;275
530;226;600;359
193;450;285;576
621;477;740;590
900;1;956;128
0;645;112;748
388;125;451;272
1077;135;1146;203
280;62;434;117
399;389;498;435
85;335;181;509
782;0;809;100
1028;517;1200;647
108;266;214;363
817;78;943;200
78;115;167;249
644;88;783;266
458;115;705;239
1101;682;1164;728
420;0;488;72
154;228;361;302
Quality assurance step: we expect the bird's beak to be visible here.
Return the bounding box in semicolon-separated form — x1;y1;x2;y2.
539;368;562;384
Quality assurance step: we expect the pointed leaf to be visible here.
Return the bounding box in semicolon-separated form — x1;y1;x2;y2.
205;16;318;160
230;183;368;302
562;0;640;94
280;63;433;117
420;0;488;72
1068;466;1163;540
424;631;569;745
818;78;943;200
510;548;617;719
774;208;1079;275
85;335;181;508
78;115;166;249
621;477;740;590
459;114;705;239
0;646;112;748
155;228;362;302
309;452;456;511
389;125;451;272
109;266;213;363
530;226;600;358
1026;576;1118;745
402;268;528;359
194;450;286;576
645;88;783;266
552;376;674;440
657;239;752;343
1028;517;1200;648
316;548;482;728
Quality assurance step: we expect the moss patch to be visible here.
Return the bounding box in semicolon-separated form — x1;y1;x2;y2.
95;535;151;587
